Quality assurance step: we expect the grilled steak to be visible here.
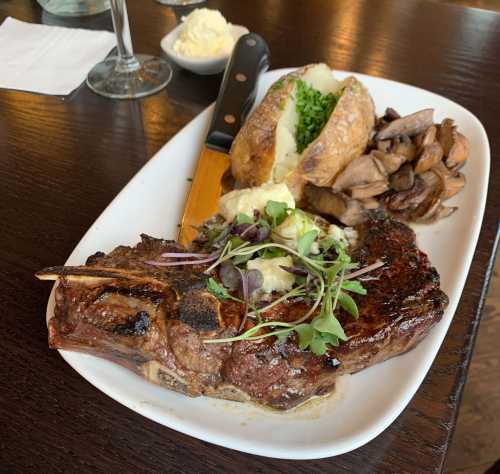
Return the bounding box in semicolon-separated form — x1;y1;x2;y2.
36;216;448;410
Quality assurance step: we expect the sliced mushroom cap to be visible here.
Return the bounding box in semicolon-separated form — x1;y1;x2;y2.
370;150;406;174
390;163;415;192
360;197;380;210
384;107;401;121
413;203;457;223
434;205;458;220
414;132;424;150
376;108;434;140
392;135;417;162
332;154;387;190
348;181;389;199
429;161;466;200
413;169;448;222
443;172;465;199
304;185;365;226
385;176;432;211
421;125;437;147
414;142;444;174
420;168;444;191
414;196;442;222
445;132;469;169
437;118;456;156
377;140;392;153
387;167;448;223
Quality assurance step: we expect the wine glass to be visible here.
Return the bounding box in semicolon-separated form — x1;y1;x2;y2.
87;0;172;99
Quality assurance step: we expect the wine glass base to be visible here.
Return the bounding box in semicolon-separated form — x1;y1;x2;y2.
86;54;172;99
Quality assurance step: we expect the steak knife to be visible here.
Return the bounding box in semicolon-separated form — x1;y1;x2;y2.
178;33;270;246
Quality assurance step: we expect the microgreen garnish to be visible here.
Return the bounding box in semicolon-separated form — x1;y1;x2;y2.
337;291;359;319
265;200;289;227
319;236;336;252
259;247;286;259
203;235;384;356
341;280;367;295
297;229;319;256
157;199;384;357
235;213;253;225
206;278;242;303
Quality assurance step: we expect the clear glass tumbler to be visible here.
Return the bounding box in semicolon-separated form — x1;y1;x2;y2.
155;0;206;5
86;0;172;99
37;0;110;16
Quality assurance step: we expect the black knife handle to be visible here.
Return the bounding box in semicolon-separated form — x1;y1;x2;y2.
205;33;270;153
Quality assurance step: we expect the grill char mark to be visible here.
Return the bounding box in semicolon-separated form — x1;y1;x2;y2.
97;286;165;305
114;311;150;336
177;290;221;331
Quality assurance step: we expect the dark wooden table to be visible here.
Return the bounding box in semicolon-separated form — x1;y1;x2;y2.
1;1;498;472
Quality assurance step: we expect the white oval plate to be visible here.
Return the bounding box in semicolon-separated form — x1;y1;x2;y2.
46;69;490;459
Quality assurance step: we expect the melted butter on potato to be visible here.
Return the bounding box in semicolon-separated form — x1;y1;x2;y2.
218;183;295;222
247;256;295;293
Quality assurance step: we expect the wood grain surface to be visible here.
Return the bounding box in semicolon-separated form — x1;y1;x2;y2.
446;253;500;474
0;1;499;472
442;0;500;467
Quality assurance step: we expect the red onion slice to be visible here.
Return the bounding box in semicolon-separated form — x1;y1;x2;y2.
237;267;249;332
145;254;220;267
344;260;385;279
160;252;210;258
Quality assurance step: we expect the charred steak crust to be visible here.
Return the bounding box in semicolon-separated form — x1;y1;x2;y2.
42;219;448;410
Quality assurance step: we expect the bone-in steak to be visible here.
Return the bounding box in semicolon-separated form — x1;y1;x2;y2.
36;217;448;410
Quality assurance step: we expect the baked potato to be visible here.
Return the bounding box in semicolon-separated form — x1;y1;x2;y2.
230;63;375;200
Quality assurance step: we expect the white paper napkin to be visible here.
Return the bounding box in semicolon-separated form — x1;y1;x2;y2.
0;17;116;95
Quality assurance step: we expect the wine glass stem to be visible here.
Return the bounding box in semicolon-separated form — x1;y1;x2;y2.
110;0;140;73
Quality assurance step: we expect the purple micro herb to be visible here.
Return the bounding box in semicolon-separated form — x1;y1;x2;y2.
219;261;240;291
234;223;270;243
212;225;233;246
234;223;257;238
236;268;263;332
246;269;263;295
279;265;309;276
256;226;270;242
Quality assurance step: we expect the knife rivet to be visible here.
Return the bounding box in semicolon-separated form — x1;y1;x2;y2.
235;73;247;82
224;114;236;124
246;38;256;47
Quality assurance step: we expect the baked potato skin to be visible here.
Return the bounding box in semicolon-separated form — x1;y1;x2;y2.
230;68;375;200
230;65;317;188
298;77;375;188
